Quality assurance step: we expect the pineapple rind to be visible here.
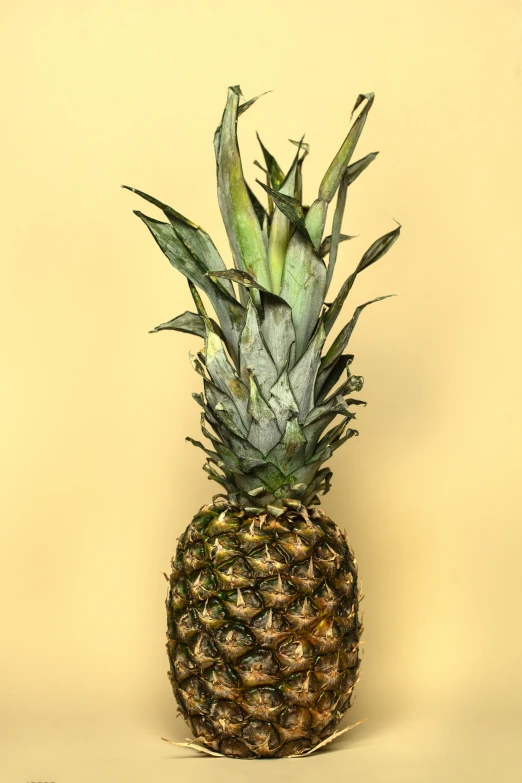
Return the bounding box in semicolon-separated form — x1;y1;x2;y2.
167;503;361;758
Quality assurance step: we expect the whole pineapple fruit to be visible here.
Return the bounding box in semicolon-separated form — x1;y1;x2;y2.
125;86;400;758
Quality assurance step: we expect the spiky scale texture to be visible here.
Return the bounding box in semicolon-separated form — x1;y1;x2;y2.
166;502;361;758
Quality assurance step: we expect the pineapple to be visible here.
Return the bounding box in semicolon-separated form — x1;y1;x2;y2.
124;85;400;758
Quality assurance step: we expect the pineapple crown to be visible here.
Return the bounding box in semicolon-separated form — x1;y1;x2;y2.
124;85;400;516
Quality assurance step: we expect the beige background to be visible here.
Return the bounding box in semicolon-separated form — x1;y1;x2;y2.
1;0;521;780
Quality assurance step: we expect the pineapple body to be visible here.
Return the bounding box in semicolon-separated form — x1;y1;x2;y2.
167;503;360;758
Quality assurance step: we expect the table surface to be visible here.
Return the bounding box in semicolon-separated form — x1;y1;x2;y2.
4;708;521;783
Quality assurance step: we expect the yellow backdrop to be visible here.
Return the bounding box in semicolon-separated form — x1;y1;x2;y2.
1;0;521;780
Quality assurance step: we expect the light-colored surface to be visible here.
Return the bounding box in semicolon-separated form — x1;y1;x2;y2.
1;0;521;780
3;711;522;782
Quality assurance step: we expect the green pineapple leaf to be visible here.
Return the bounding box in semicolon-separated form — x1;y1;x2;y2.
321;295;395;372
238;90;272;117
255;179;310;240
268;365;300;431
345;151;379;186
205;329;251;429
149;311;221;339
325;224;401;335
265;417;307;476
256;133;285;191
267;141;303;293
134;212;246;364
239;302;278;399
289;138;310;154
279;233;327;359
315;354;354;401
288;321;326;419
216;87;272;292
185;436;221;464
123;186;235;299
319;93;375;203
247;373;281;455
325;168;349;293
260;295;295;375
204;380;249;438
325;152;380;294
208;269;295;374
304;198;328;250
319;234;355;258
246;183;268;230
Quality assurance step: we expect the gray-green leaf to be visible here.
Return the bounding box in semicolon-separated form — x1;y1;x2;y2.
279;232;327;359
216;87;272;291
319;93;375;203
205;329;251;429
149;311;220;338
321;295;394;372
239;301;278;399
256;133;285;191
324;224;401;335
319;234;355;258
289;321;326;419
135;212;246;364
268;364;300;430
247;373;281;455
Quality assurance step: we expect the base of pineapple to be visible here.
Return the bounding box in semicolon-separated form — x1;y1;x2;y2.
166;501;362;759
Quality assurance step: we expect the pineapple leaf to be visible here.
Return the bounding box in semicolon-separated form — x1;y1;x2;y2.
305;198;328;250
268;364;300;431
289;138;310;154
303;412;345;460
256;133;285;191
213;404;250;441
346;151;379;186
255;180;310;240
208;269;295;374
303;394;354;426
319;234;355;258
188;280;214;333
289;321;326;419
188;351;208;379
205;329;251;429
134;212;245;364
319;93;375;203
265;417;307;476
321;295;395;372
323;373;365;403
260;295;295;375
247;373;281;455
324;224;401;335
316;418;353;452
315;354;354;401
239;301;278;399
302;467;334;505
149;311;221;339
324;151;379;293
267;142;303;293
204;379;249;438
216;87;272;292
123;186;235;299
208;268;269;293
246;183;268;229
279;232;327;359
238;90;272;117
185;436;221;464
325;168;349;293
330;428;358;453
